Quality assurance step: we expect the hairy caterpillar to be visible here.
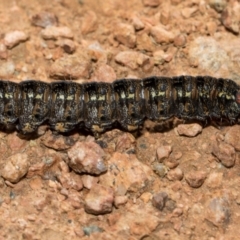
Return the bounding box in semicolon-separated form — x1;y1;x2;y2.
1;76;240;135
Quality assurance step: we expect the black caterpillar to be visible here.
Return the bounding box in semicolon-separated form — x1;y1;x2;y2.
1;76;240;135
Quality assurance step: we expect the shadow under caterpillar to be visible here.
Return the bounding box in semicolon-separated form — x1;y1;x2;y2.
1;75;240;136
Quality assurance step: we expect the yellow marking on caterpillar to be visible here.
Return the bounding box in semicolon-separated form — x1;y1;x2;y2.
28;92;34;98
67;95;74;100
151;91;156;97
157;91;165;97
58;94;65;100
128;93;135;99
5;93;13;99
90;95;97;101
178;90;182;97
98;95;105;101
121;92;126;98
226;95;234;100
35;94;43;99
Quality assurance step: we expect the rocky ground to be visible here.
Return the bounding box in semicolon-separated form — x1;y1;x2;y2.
0;0;240;239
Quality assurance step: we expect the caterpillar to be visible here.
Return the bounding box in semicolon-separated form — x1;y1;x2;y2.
1;76;240;136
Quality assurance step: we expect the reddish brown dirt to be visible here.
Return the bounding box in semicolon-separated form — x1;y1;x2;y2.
0;0;240;239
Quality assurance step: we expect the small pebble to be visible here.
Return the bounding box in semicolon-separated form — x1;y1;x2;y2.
173;34;187;47
153;50;167;65
167;168;184;181
150;26;174;44
206;172;223;189
114;23;136;48
27;215;37;222
67;141;107;175
31;11;58;28
87;41;106;61
156;145;172;162
81;175;99;189
49;55;91;79
84;184;114;215
92;64;116;83
41;26;73;40
1;153;29;183
137;33;155;52
81;11;98;34
209;0;227;13
114;196;128;208
115;51;150;70
140;192;152;203
185;170;207;188
41;131;78;150
131;15;145;30
205;197;231;227
55;39;76;54
170;151;183;164
4;31;29;49
58;160;70;173
212;142;236;168
29;177;43;190
171;181;182;192
152;192;168;211
172;208;183;217
160;8;170;25
177;123;202;137
206;21;218;35
181;7;198;18
57;172;83;191
221;5;240;34
152;162;168;177
165;199;177;212
83;225;104;236
172;151;182;160
164;158;179;169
